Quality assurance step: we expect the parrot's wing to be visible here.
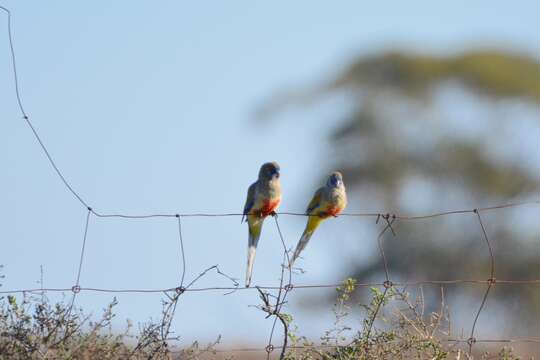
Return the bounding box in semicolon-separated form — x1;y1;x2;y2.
242;182;257;223
306;187;324;215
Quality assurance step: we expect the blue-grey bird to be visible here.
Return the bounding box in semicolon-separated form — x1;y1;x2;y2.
242;162;282;287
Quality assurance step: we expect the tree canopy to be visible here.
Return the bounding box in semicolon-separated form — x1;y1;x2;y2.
260;49;540;331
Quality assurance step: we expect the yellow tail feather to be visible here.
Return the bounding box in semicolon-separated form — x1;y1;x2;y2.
290;216;325;267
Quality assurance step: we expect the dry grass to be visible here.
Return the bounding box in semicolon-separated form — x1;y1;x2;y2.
0;277;528;359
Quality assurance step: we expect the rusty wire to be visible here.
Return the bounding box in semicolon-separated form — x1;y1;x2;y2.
66;202;540;220
4;278;540;296
3;5;540;357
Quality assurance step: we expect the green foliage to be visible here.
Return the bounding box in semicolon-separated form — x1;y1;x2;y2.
0;274;529;359
258;48;540;329
0;292;133;359
283;279;524;360
0;291;218;359
334;51;540;102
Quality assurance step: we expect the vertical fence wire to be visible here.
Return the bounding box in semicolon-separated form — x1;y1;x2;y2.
362;215;396;350
66;208;92;320
468;209;496;356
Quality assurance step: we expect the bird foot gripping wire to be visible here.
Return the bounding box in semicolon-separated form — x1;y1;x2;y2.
175;286;186;295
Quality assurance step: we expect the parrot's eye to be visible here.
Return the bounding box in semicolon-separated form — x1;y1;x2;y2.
330;176;341;186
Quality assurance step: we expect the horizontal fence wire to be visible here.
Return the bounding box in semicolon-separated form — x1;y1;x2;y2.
2;6;540;358
207;338;540;353
4;278;540;295
60;201;540;219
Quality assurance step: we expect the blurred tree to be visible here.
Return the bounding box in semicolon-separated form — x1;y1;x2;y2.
258;50;540;331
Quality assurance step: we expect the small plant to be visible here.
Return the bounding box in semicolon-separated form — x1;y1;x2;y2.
0;269;527;359
0;279;220;360
282;279;522;360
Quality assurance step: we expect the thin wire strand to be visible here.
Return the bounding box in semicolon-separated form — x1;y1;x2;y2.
200;337;540;353
65;209;92;322
363;219;395;347
87;201;540;220
468;210;496;355
476;210;495;280
0;6;26;118
22;109;92;208
74;209;92;287
1;5;90;209
265;216;293;360
273;215;293;314
5;278;540;295
376;217;395;283
176;216;186;287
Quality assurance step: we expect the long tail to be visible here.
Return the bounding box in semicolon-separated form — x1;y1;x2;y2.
290;216;323;268
246;219;263;287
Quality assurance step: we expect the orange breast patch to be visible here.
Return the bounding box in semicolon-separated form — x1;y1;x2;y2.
260;199;281;217
325;206;343;218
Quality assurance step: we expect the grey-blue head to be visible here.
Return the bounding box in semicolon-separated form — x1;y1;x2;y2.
259;162;280;181
326;171;344;188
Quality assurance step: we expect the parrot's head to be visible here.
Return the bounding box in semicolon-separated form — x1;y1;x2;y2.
327;171;344;188
259;162;280;181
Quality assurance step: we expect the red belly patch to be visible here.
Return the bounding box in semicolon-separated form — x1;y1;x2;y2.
325;206;343;218
259;199;281;217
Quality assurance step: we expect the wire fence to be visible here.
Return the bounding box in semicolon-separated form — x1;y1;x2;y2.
2;5;540;358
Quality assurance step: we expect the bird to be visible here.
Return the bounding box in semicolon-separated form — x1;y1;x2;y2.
290;171;347;267
242;162;282;287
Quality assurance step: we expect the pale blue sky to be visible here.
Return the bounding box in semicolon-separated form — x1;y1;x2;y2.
2;0;540;348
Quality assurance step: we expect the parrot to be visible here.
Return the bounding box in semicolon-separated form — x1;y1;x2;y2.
290;171;347;267
242;162;282;287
